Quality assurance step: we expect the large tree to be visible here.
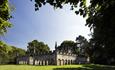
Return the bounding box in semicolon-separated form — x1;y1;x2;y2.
0;41;9;64
76;35;90;56
0;0;12;35
27;40;50;56
86;0;115;64
57;40;77;54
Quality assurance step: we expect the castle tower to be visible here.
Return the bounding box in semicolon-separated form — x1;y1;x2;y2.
55;41;57;50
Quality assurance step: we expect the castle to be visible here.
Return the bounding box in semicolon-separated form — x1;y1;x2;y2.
17;42;89;65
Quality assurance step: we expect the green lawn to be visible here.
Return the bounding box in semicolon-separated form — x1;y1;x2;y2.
0;64;115;70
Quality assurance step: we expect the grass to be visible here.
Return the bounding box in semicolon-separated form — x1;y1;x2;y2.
0;64;115;70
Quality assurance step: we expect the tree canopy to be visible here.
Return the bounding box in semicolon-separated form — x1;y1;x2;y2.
87;0;115;64
0;41;26;64
75;35;90;56
27;40;50;56
57;40;76;51
57;40;77;53
59;40;76;48
0;0;12;35
31;0;87;17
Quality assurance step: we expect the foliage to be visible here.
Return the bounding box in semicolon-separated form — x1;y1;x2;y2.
58;40;76;49
76;35;90;57
86;0;115;64
0;41;10;64
57;36;90;55
0;0;12;35
76;35;87;44
57;40;78;54
8;46;26;64
30;0;88;17
0;41;26;64
27;40;50;56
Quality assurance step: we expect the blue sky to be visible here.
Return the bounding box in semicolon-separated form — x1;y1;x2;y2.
2;0;90;50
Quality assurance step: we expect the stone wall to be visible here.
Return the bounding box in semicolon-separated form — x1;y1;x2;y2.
17;49;88;65
17;56;29;64
34;53;56;65
56;53;77;65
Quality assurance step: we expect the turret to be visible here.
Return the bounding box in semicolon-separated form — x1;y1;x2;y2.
55;41;57;50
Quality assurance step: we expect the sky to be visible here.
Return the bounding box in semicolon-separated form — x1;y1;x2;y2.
2;0;90;50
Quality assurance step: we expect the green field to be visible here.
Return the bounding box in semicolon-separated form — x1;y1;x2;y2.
0;64;115;70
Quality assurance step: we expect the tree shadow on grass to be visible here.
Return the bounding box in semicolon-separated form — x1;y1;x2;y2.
53;67;91;70
83;64;115;70
53;64;115;70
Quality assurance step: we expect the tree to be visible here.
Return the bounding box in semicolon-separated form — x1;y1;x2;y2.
0;41;9;64
86;0;115;64
57;40;78;54
76;35;90;56
0;0;12;35
59;40;76;48
0;0;14;64
27;40;50;56
8;46;26;64
0;41;26;64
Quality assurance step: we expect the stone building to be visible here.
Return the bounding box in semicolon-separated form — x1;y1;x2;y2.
17;42;89;65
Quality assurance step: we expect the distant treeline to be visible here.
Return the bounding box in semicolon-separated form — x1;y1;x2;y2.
0;41;26;64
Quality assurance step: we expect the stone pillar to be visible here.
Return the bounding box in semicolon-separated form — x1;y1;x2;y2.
62;59;64;65
37;60;38;65
57;60;59;65
69;60;71;64
57;59;61;65
29;57;34;65
37;60;39;65
67;60;68;65
71;60;72;64
68;60;69;65
46;60;48;65
35;60;37;65
61;60;63;65
45;60;48;65
38;61;40;65
87;57;90;63
64;60;66;65
43;60;45;65
23;61;24;64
